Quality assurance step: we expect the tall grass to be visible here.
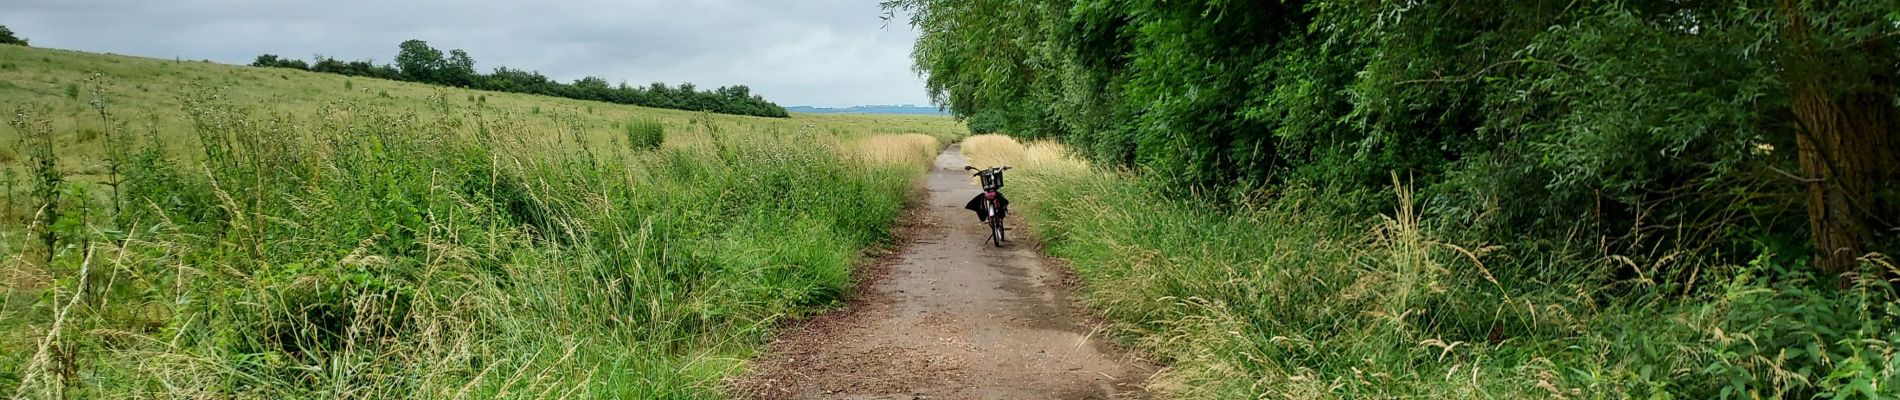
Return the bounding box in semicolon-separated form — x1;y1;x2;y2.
625;117;664;151
0;44;965;169
958;134;1023;170
0;88;942;398
960;134;1899;399
848;133;940;168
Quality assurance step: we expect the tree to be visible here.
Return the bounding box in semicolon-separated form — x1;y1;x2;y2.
395;39;446;84
251;54;283;67
247;38;791;118
0;25;26;46
251;54;309;70
887;0;1897;281
571;76;612;101
309;56;344;73
1774;2;1898;276
718;85;752;100
445;49;477;87
964;111;1005;134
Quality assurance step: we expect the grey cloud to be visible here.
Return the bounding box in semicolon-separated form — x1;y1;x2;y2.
1;0;929;107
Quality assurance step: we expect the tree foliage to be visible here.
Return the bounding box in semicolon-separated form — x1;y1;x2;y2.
395;39;448;84
251;40;789;118
0;24;28;46
250;54;305;70
310;56;401;80
890;0;1898;278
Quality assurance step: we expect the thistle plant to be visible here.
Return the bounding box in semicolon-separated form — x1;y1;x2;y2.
9;105;59;266
86;73;125;218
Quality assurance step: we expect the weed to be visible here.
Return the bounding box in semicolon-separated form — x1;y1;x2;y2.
63;83;78;99
624;118;665;151
86;74;125;217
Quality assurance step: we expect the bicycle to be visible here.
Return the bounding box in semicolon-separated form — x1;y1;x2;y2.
962;166;1011;247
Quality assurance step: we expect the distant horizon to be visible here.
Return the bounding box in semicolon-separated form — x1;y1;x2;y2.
785;104;948;115
22;41;936;111
9;39;951;112
786;104;940;109
6;0;932;107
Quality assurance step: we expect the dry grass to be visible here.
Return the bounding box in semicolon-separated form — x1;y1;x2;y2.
959;134;1086;172
1020;141;1088;175
957;134;1023;169
958;134;1089;188
848;133;942;170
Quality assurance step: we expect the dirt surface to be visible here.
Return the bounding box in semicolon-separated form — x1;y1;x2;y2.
733;144;1151;399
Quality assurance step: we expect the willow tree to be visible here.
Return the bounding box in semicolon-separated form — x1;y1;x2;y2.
887;0;1899;277
1774;1;1897;275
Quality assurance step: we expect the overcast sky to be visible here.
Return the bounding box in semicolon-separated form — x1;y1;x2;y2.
3;0;930;107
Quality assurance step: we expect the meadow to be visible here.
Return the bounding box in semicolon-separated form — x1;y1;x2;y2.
0;44;959;398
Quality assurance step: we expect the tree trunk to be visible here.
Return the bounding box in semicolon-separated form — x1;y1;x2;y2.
1792;87;1893;275
1779;1;1898;277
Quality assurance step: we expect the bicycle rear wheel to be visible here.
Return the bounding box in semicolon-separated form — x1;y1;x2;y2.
991;219;1005;247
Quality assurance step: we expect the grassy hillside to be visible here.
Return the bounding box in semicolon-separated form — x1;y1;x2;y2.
0;45;960;170
0;44;961;398
962;135;1898;398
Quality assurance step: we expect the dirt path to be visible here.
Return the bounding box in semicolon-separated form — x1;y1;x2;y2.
734;144;1150;399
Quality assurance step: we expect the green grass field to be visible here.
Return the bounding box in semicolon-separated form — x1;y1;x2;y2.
0;44;960;398
0;45;960;173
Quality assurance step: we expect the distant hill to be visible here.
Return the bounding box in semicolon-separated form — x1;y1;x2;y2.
788;105;948;115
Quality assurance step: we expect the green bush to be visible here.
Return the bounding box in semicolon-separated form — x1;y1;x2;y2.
964;111;1005;134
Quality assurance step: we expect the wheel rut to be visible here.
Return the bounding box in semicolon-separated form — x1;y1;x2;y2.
733;144;1150;399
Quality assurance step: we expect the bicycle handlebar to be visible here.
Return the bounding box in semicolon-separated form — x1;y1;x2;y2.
966;166;1010;177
